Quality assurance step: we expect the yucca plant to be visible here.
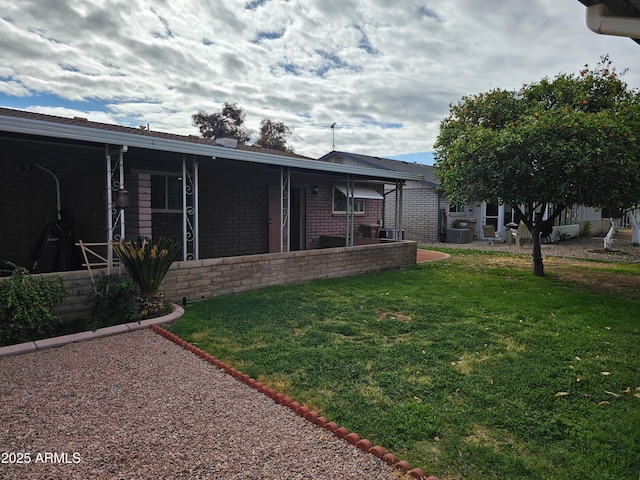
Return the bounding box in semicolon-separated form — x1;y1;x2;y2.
113;237;181;316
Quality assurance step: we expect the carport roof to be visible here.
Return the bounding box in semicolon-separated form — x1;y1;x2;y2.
0;107;423;183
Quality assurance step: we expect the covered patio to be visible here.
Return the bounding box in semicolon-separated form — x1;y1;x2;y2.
0;107;422;319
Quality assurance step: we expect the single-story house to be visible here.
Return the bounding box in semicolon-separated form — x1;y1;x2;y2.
0;107;422;319
319;152;443;244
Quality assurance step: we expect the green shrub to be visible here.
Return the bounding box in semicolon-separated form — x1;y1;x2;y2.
579;221;592;238
113;237;181;295
0;262;66;346
90;274;141;329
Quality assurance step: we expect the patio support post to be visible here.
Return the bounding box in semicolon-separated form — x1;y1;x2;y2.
280;166;290;252
183;155;199;260
394;181;403;241
105;145;127;268
345;174;355;247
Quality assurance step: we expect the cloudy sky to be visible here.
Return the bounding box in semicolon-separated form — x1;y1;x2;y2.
1;1;638;163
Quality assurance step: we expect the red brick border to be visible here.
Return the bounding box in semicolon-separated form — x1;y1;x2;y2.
151;324;439;480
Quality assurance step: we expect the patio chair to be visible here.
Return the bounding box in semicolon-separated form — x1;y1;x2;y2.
511;222;532;247
482;225;501;243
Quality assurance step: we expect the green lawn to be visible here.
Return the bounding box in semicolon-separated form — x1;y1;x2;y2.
168;249;640;479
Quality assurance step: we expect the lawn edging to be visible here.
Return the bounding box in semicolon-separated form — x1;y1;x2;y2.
0;303;185;358
151;324;440;480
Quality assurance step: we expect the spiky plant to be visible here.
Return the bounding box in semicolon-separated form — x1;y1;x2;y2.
113;237;181;315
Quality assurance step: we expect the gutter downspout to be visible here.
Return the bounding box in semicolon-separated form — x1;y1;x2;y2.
586;4;640;39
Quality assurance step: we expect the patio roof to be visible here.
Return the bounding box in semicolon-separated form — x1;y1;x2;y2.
0;107;423;183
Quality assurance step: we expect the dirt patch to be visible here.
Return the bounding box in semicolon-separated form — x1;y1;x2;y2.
423;237;640;298
464;252;639;298
376;311;413;323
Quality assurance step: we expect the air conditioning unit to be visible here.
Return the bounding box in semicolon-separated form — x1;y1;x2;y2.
216;137;238;148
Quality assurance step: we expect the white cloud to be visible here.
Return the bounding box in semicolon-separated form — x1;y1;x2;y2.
1;0;638;159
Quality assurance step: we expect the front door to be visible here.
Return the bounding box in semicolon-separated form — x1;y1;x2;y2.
482;201;500;234
268;186;282;253
268;186;306;252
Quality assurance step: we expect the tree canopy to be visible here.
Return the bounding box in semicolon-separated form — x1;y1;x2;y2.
192;102;251;144
434;56;640;275
192;103;293;152
255;118;292;152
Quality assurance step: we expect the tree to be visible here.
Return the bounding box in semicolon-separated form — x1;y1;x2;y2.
255;118;293;152
192;102;251;144
434;56;640;276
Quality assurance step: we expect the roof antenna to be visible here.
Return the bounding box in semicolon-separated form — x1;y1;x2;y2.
330;122;336;151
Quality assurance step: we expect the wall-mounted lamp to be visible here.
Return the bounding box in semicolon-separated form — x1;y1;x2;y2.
313;185;319;194
115;187;130;209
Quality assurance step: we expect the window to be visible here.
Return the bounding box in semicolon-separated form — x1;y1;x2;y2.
333;187;365;214
449;204;466;213
151;174;182;211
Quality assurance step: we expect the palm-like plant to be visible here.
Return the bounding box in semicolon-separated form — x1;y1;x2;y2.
113;237;181;315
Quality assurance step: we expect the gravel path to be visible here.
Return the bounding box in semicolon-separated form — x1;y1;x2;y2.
0;329;403;480
421;236;640;263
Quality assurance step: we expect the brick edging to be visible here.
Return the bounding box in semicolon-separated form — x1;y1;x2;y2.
151;324;439;480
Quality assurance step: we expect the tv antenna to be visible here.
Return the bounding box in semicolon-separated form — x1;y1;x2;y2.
330;122;336;150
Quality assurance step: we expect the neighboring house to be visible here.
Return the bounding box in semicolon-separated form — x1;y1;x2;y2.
0;108;423;276
317;151;610;245
319;151;443;244
449;201;608;242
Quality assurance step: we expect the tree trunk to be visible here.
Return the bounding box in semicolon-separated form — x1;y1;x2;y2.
628;211;640;246
532;223;544;276
604;218;615;251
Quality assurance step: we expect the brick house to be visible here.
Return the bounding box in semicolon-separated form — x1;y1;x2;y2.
319;152;443;244
0;108;423;318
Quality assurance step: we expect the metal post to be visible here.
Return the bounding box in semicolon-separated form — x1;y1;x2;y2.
118;149;125;242
105;146;113;267
182;155;188;261
183;155;199;261
345;174;355;247
280;167;290;252
394;181;403;241
105;145;127;268
193;157;199;260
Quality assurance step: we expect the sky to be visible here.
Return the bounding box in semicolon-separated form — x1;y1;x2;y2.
1;1;638;165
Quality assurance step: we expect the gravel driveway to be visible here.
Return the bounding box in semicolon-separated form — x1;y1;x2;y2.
422;236;640;263
0;329;401;480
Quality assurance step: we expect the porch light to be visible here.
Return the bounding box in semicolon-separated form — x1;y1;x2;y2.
313;185;319;194
115;187;130;209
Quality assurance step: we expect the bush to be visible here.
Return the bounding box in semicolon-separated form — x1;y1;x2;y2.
90;274;141;330
0;262;66;346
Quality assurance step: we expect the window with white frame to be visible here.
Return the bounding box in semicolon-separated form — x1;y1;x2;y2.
151;174;182;212
332;187;365;214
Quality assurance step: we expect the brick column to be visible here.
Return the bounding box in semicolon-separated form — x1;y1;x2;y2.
126;172;152;240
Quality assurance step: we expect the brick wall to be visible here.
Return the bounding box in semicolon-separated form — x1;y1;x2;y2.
385;186;440;244
15;241;417;322
304;177;384;250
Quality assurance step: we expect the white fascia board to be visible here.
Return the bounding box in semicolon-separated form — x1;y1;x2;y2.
0;114;424;182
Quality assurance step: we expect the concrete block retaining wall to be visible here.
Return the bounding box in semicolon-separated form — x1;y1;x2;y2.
4;242;417;322
161;241;417;303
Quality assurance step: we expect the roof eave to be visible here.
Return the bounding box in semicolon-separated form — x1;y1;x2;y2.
0;114;423;182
